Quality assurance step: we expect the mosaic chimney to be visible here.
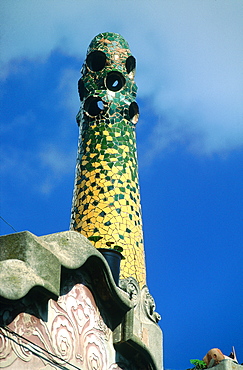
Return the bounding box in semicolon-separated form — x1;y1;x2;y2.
70;32;146;286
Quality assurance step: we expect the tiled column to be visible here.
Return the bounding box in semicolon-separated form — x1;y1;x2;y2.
71;33;146;286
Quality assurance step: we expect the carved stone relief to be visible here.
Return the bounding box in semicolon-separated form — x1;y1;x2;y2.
115;277;163;370
0;284;123;370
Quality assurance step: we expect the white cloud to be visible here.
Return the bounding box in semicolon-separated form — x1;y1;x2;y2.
1;0;243;158
38;144;76;194
39;144;75;177
0;142;76;195
0;145;38;182
0;140;72;191
0;109;76;195
57;68;80;115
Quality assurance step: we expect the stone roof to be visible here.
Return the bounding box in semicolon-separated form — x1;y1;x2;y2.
0;230;162;370
0;230;131;312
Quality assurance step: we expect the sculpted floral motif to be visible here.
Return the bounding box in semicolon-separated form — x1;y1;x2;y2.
119;277;140;305
1;283;118;369
51;315;75;361
141;286;161;323
13;313;38;338
120;278;161;324
83;332;107;370
95;312;111;341
0;328;14;366
11;337;32;363
108;364;125;370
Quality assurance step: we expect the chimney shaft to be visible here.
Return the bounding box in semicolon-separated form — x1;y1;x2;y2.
70;32;146;286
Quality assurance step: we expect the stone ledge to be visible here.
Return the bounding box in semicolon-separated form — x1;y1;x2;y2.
209;360;243;370
0;230;163;370
0;230;131;311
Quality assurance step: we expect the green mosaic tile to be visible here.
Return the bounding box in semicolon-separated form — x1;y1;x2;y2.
70;32;146;286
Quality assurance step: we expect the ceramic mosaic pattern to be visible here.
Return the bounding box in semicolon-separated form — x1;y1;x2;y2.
70;33;146;286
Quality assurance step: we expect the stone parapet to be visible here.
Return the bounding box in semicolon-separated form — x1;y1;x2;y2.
0;230;163;370
209;360;243;370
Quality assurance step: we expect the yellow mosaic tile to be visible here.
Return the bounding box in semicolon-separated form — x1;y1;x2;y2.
70;32;146;287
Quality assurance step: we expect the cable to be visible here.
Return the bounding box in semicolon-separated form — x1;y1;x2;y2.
2;332;68;370
1;326;82;370
0;216;17;232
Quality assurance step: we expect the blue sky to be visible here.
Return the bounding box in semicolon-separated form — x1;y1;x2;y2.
1;1;243;369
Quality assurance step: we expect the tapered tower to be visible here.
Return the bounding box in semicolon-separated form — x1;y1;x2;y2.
0;32;163;370
70;32;146;286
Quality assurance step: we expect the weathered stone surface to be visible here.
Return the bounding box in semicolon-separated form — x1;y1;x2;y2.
40;230;99;269
0;230;128;303
0;231;61;300
0;230;163;369
115;277;163;370
210;360;243;370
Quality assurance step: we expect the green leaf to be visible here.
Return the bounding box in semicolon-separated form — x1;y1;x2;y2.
190;359;207;369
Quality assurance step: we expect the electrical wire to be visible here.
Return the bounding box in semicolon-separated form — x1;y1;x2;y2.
1;326;82;370
0;215;17;232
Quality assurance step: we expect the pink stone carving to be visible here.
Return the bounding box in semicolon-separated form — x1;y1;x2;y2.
0;284;122;369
